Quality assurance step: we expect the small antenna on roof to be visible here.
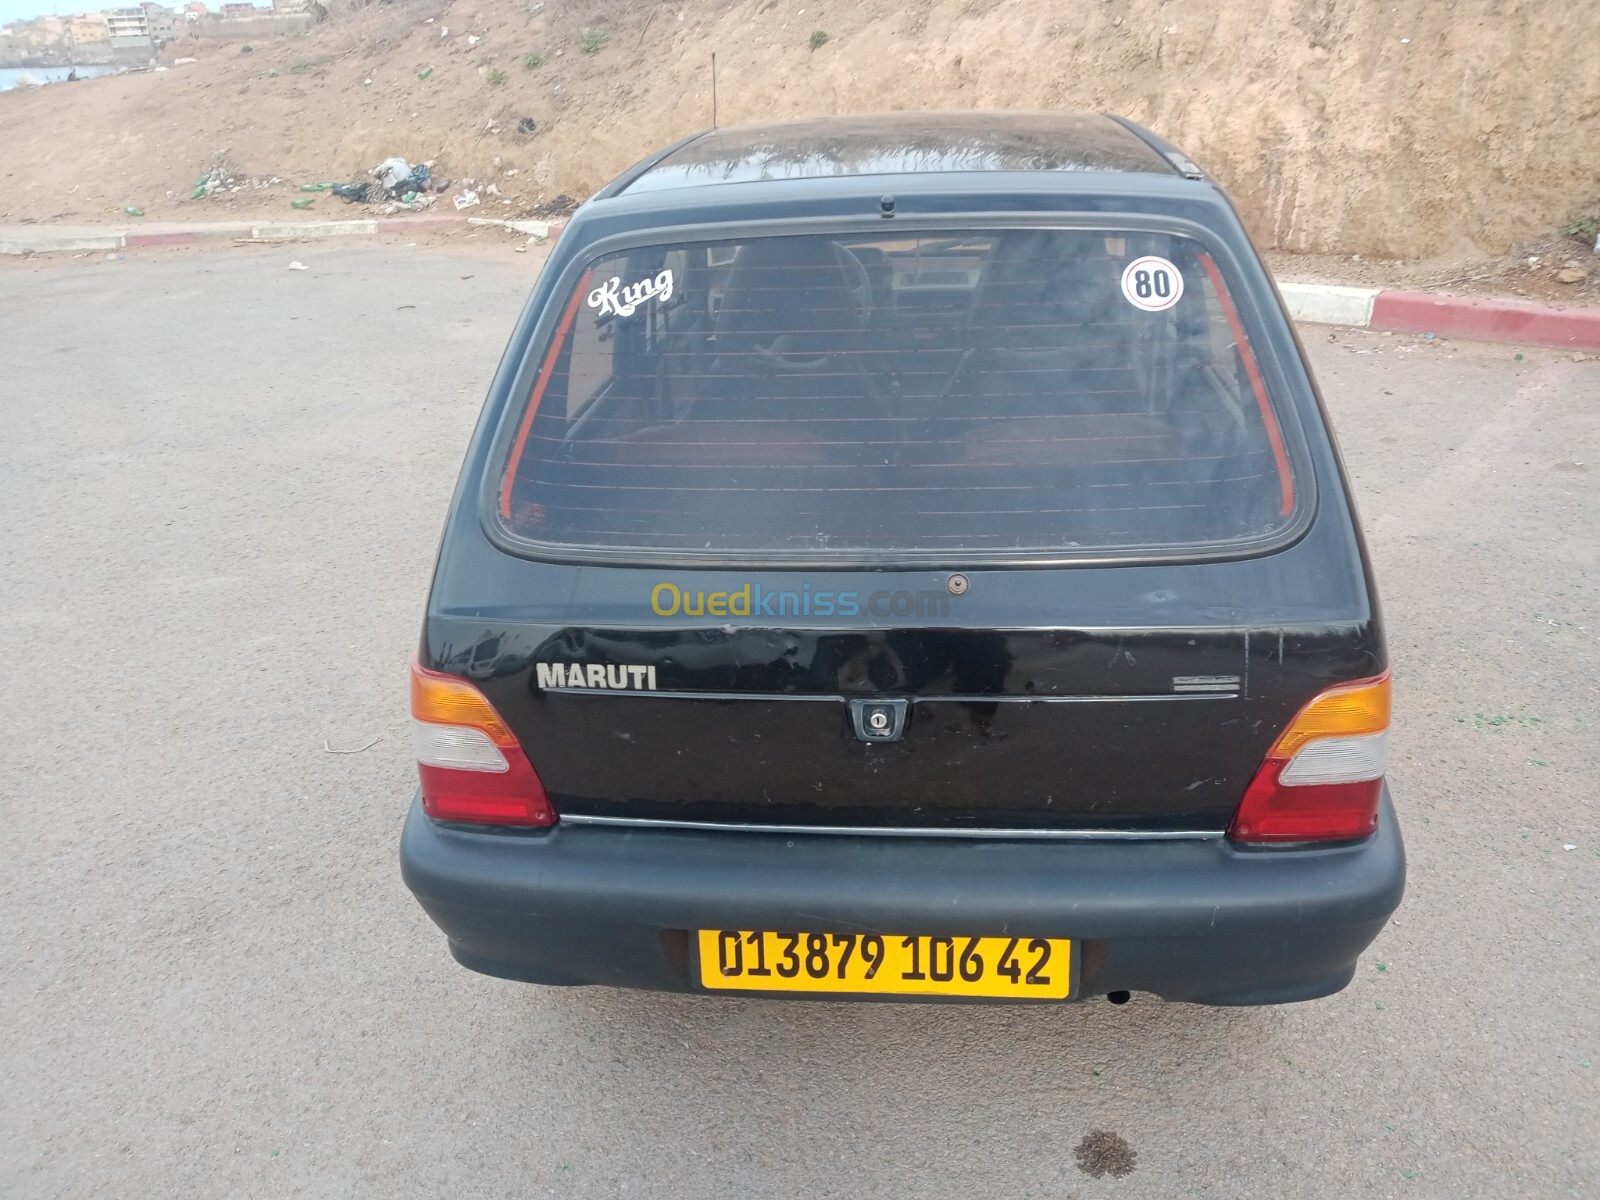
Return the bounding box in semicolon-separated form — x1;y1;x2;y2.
711;53;718;128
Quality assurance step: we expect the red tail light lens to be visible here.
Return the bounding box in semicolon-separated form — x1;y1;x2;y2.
1228;673;1391;844
410;655;556;827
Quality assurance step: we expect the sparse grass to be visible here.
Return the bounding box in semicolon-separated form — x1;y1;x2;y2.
580;29;608;54
1566;214;1599;243
311;0;449;58
289;61;314;73
486;66;508;87
808;29;829;50
522;50;543;70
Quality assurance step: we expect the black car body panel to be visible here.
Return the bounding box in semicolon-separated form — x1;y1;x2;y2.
403;113;1401;1003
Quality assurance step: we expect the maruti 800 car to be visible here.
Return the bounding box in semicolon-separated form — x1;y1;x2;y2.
401;113;1404;1006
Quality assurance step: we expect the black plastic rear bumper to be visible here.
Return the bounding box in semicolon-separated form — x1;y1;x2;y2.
400;791;1405;1006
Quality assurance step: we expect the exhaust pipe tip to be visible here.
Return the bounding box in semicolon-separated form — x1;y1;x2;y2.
1105;990;1131;1006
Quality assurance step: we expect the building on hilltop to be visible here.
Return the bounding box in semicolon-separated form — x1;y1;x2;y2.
140;3;178;42
67;14;110;49
105;6;151;41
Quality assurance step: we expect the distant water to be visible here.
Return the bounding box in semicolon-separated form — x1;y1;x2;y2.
0;65;118;92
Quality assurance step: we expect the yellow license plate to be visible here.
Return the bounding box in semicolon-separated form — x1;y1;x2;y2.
696;930;1072;1000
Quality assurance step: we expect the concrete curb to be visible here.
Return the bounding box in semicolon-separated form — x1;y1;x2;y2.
251;219;380;240
0;215;565;256
1281;281;1600;350
0;232;126;254
1369;289;1600;349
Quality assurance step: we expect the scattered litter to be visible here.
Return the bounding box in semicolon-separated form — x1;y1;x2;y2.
323;734;382;754
373;157;433;195
516;116;537;135
287;261;308;270
439;25;448;36
1564;844;1578;851
363;77;373;85
467;33;479;45
173;56;197;64
331;158;435;207
417;66;433;79
454;188;481;210
485;183;501;196
380;194;437;214
189;153;281;201
123;206;144;217
291;197;315;208
374;156;409;191
527;192;579;218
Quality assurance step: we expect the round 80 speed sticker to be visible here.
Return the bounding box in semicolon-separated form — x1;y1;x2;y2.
1120;255;1185;312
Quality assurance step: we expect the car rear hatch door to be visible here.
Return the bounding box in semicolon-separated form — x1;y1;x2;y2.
447;219;1371;835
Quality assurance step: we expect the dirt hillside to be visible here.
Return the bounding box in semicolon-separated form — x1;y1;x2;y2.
2;0;1597;259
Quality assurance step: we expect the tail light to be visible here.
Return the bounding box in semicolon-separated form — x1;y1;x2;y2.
1228;672;1391;844
410;654;556;826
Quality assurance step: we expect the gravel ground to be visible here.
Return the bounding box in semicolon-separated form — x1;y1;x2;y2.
1;243;1596;1199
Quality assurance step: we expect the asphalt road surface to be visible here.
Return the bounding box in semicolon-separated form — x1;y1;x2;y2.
2;242;1596;1200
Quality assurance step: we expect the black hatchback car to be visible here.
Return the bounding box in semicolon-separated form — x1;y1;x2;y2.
401;113;1404;1006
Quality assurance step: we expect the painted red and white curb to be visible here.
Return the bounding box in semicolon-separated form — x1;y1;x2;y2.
0;214;562;255
1279;281;1600;351
2;222;1594;351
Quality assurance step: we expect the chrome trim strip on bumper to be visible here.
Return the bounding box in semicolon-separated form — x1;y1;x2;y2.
558;813;1226;841
539;688;1234;704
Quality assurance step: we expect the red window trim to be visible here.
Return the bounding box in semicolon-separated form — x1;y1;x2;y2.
498;271;594;520
1197;253;1295;518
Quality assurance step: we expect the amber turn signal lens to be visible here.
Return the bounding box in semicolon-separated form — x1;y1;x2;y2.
410;656;518;747
1269;673;1390;760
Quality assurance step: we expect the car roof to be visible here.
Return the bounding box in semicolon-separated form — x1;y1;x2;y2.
613;112;1189;196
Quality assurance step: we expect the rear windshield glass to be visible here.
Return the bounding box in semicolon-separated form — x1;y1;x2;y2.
495;228;1298;560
